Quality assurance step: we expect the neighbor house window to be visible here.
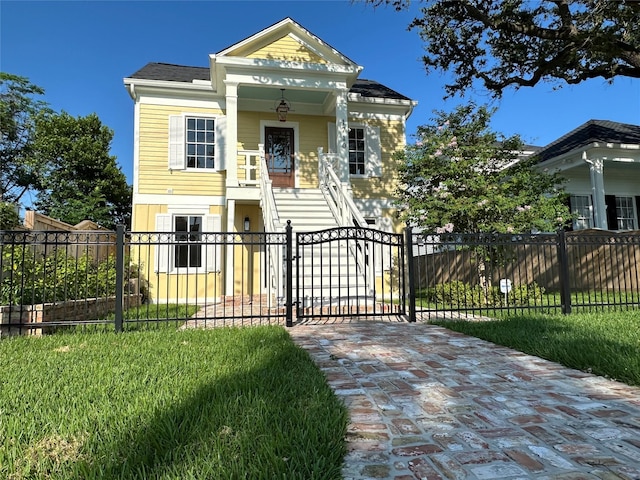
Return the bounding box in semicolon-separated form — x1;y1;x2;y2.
174;215;202;268
348;127;366;175
615;196;636;230
186;117;215;169
570;195;593;230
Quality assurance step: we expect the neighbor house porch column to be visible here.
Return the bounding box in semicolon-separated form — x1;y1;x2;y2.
335;87;349;182
583;153;607;229
225;80;239;187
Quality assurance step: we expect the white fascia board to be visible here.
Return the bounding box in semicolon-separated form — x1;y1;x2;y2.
349;93;417;108
349;102;415;121
537;141;640;171
124;78;215;96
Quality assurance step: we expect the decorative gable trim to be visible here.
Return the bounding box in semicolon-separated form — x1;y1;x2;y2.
216;17;357;67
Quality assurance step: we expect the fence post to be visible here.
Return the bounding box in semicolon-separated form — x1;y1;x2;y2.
405;227;417;323
114;225;125;332
285;220;293;327
557;229;572;315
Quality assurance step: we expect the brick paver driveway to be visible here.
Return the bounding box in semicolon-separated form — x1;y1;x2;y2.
289;321;640;480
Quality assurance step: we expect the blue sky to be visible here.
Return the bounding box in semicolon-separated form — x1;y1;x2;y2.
2;0;639;193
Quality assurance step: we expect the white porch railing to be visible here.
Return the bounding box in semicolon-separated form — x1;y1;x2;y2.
317;147;375;293
317;147;368;228
237;149;261;186
257;144;285;304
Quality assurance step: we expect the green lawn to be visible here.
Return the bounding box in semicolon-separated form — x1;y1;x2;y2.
430;310;640;387
0;326;348;479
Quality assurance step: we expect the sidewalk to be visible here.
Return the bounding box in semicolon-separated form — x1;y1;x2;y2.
289;321;640;480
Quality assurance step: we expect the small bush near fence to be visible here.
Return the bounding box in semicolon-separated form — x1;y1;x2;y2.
422;281;545;308
1;247;118;305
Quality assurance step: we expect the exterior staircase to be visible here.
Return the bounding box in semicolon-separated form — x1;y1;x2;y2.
272;188;374;308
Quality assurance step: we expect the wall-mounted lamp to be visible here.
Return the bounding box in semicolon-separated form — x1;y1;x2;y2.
275;89;291;122
244;216;250;232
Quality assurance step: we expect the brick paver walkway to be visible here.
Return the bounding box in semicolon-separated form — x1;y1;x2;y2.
288;321;640;480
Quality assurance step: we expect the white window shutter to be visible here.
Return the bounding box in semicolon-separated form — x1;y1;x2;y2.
366;125;382;178
204;214;221;273
168;115;186;170
155;214;172;273
327;122;337;154
215;116;226;171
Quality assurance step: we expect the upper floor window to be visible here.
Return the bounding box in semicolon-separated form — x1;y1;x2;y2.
169;114;226;171
328;122;381;178
349;127;366;175
186;118;215;169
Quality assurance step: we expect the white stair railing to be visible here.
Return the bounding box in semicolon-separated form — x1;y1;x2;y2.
317;147;375;294
258;144;284;306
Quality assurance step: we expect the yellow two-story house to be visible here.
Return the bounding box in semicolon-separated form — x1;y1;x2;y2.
124;18;416;306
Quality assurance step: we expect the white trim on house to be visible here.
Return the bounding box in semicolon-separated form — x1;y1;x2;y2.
135;94;224;110
133;194;226;206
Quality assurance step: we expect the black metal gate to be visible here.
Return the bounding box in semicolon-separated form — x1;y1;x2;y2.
293;226;406;322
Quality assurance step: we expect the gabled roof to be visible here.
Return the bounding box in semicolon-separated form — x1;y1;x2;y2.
535;119;640;162
127;62;411;101
215;17;358;67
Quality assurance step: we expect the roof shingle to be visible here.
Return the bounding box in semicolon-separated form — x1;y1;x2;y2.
126;62;410;101
535;119;640;162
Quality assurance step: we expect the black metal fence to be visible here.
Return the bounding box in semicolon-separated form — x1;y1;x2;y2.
409;229;640;320
2;226;639;336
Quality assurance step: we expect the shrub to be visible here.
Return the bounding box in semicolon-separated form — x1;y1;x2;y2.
425;280;545;307
1;246;119;305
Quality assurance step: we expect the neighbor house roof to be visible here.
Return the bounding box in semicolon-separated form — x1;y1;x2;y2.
127;62;410;101
535;119;640;162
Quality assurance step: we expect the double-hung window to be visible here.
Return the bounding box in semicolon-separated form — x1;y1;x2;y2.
154;212;221;273
615;196;637;230
327;122;381;177
186;118;215;169
570;195;593;230
348;127;366;175
169;114;226;171
174;215;202;268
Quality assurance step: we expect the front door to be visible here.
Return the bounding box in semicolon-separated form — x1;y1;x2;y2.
265;127;294;188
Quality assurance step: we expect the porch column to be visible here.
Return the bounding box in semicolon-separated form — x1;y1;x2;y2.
583;153;607;229
225;80;239;187
335;87;349;182
225;199;236;296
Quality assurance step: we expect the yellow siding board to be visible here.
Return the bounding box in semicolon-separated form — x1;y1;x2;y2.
247;36;327;64
351;118;405;200
138;104;225;195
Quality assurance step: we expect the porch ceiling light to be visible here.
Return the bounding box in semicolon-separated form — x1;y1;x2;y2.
275;89;291;122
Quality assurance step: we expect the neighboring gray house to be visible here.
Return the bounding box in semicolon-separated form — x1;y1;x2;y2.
534;120;640;231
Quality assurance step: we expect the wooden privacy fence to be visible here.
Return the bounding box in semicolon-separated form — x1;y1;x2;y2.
413;229;640;292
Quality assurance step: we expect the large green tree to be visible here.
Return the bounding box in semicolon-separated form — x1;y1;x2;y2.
364;0;640;97
396;103;569;234
33;112;132;229
0;72;51;203
397;104;570;293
